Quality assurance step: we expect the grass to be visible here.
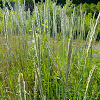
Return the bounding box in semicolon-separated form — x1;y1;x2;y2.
0;0;100;99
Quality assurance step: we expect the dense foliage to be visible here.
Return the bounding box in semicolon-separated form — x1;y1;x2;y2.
73;0;100;5
0;0;100;39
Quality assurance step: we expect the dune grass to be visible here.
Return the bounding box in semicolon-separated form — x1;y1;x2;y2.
0;0;100;99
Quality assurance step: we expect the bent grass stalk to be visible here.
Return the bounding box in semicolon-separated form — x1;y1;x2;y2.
66;34;73;84
86;12;100;58
18;72;26;100
83;65;97;100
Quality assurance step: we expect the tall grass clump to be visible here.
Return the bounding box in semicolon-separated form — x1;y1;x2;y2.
0;0;100;99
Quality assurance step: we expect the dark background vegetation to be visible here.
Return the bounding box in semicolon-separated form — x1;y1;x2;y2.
0;0;99;15
0;0;100;9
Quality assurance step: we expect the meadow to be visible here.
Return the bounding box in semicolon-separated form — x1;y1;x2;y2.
0;0;100;99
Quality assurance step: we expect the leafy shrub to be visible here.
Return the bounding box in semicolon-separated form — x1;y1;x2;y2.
0;8;3;20
96;1;100;11
85;13;93;35
0;20;4;34
82;3;90;13
0;8;4;34
90;3;97;13
97;24;100;40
